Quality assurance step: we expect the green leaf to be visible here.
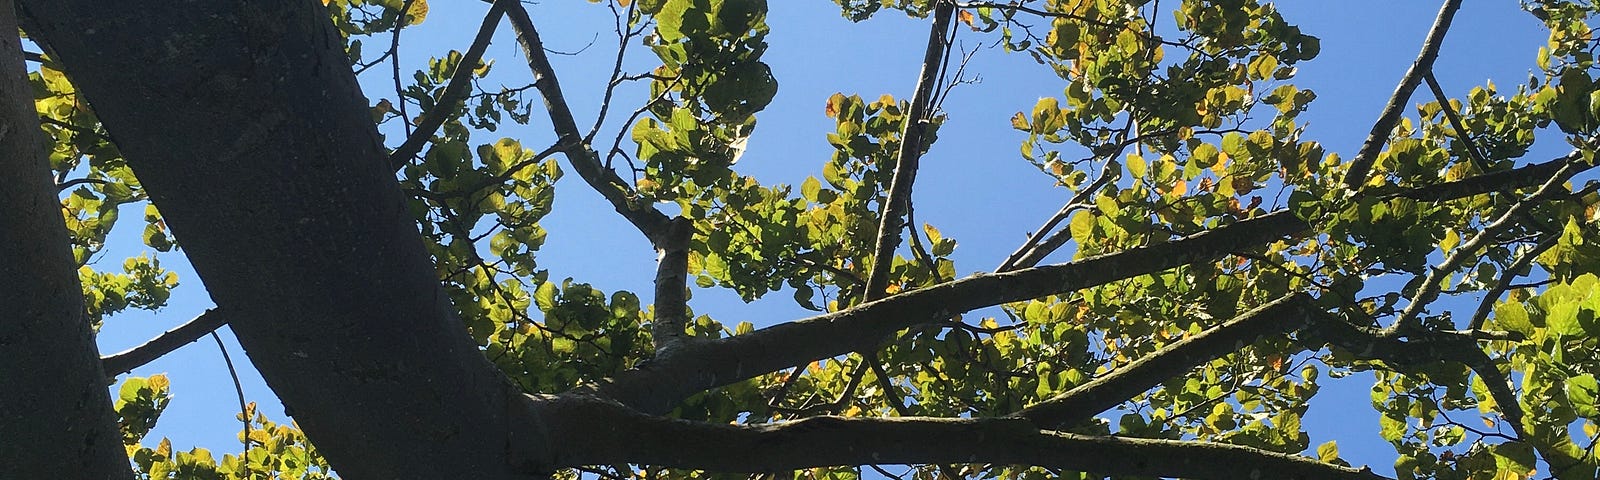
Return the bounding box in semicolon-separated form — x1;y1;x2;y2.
1568;374;1599;418
1316;440;1340;463
1491;442;1536;476
1127;153;1147;178
534;281;557;313
1068;211;1094;244
801;176;821;202
1492;301;1534;336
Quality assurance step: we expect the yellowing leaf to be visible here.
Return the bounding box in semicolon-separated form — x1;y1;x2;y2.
404;0;429;25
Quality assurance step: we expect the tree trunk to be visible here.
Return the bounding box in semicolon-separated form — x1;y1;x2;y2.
0;2;132;478
14;1;547;477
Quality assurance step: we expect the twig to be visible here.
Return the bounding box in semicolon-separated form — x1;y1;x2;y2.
209;331;251;480
389;0;420;141
999;158;1118;271
388;0;512;170
101;309;228;376
56;177;108;191
505;3;674;245
585;0;641;144
1421;71;1489;171
863;0;957;301
1343;0;1464;189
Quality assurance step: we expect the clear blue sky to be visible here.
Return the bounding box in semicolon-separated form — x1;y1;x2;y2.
91;1;1558;475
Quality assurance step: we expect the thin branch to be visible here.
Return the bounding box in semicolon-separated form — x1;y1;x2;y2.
863;0;957;301
505;3;674;245
1384;152;1585;202
1385;160;1577;337
388;0;512;171
1342;0;1464;189
652;217;694;356
1469;235;1557;330
1297;309;1573;472
1013;292;1314;428
1422;71;1489;171
209;331;251;480
580;152;1600;413
999;158;1118;271
101;309;228;376
585;0;640;145
864;352;913;417
532;395;1393;480
389;0;420;142
56;177;108;191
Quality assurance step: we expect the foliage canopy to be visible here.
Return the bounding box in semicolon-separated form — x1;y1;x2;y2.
4;0;1600;479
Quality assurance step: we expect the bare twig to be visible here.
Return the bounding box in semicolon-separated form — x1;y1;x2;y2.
505;3;674;245
999;158;1118;271
209;331;251;480
586;0;642;144
389;0;420;141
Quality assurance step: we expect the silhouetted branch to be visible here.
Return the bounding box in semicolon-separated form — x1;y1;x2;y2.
505;3;673;245
101;309;227;376
389;0;512;170
530;395;1394;480
1469;235;1557;330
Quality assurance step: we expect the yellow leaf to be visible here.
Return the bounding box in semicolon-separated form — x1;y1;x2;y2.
404;0;429;25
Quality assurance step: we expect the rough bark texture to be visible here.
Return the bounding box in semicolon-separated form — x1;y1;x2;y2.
0;2;131;477
14;1;539;478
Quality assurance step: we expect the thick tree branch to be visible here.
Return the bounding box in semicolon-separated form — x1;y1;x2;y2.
1342;0;1463;189
505;4;673;245
530;395;1391;480
388;0;512;170
581;211;1312;413
20;2;537;476
651;217;693;356
1384;152;1585;202
583;151;1598;413
101;309;228;376
1013;292;1316;428
1;2;131;476
863;1;956;300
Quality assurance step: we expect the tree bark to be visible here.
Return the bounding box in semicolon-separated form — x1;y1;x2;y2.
15;1;542;477
0;2;132;478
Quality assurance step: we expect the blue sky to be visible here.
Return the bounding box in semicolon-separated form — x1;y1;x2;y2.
91;1;1561;475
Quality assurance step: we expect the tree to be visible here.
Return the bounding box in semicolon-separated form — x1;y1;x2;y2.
3;0;1599;478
